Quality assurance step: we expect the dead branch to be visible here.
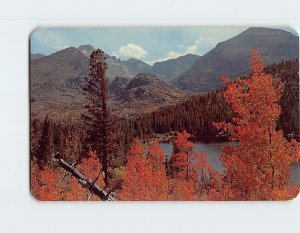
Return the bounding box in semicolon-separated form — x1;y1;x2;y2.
52;153;116;201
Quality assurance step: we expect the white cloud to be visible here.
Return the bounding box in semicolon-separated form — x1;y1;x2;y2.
53;45;70;50
166;51;182;58
113;43;148;59
186;45;198;54
146;51;181;64
186;37;203;54
146;37;204;65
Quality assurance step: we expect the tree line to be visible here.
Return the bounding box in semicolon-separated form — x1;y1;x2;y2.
117;59;299;141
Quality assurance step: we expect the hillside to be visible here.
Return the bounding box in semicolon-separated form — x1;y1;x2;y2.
174;27;299;92
152;54;200;82
152;53;200;82
77;45;133;79
124;58;152;75
31;53;45;60
110;73;190;118
123;59;299;140
30;46;136;120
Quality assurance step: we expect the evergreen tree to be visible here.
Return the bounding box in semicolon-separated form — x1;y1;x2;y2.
82;49;113;186
35;117;51;169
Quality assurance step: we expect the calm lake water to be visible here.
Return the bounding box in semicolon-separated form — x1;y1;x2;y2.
160;142;300;185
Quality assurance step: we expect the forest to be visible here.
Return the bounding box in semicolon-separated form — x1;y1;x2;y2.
30;49;300;201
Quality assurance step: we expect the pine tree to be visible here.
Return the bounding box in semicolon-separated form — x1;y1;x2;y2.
35;117;51;168
82;49;113;186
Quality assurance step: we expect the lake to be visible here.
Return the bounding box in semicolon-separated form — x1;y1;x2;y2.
160;142;300;185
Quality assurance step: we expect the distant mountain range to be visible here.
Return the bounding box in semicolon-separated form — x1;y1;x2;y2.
31;44;197;81
30;27;299;120
30;44;198;120
124;58;153;75
174;27;299;92
152;54;200;82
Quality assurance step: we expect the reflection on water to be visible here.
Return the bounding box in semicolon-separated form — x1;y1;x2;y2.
160;142;300;185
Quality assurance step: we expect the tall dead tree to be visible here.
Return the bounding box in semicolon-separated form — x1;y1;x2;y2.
82;49;112;186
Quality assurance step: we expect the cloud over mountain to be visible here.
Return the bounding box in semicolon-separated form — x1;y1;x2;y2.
147;37;204;64
113;43;148;59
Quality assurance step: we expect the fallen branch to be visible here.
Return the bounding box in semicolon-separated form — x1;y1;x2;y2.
52;153;116;201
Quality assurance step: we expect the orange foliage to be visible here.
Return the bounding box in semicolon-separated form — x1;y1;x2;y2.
169;131;222;200
31;162;62;201
120;139;169;201
219;74;231;83
31;150;105;201
167;178;199;201
65;150;104;201
64;176;89;201
170;130;195;180
212;49;300;200
81;150;105;187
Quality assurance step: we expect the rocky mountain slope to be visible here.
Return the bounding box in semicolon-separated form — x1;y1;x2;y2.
124;58;152;75
30;46;134;120
110;74;190;118
174;27;299;92
152;53;200;82
30;45;199;120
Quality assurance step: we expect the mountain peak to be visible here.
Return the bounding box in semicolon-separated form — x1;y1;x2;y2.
110;73;189;117
152;53;200;82
126;58;139;62
126;73;160;90
244;27;292;34
78;44;95;51
78;44;95;56
124;58;152;75
174;27;299;92
31;53;45;60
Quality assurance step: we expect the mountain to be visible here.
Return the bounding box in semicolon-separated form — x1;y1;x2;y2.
109;76;130;97
30;47;88;120
30;46;189;120
120;54;200;82
77;44;95;57
30;46;135;120
77;45;133;79
174;27;299;92
31;53;45;60
152;54;200;82
110;73;190;118
124;58;152;75
123;54;199;81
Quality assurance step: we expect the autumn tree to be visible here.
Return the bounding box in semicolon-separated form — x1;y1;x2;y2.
213;49;300;200
64;150;104;201
168;130;210;200
119;139;169;201
169;130;195;180
31;161;62;201
82;49;113;186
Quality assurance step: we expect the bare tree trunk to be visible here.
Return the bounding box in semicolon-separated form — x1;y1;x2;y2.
52;153;116;201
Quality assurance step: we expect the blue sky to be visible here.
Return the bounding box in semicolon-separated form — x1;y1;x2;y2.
30;26;297;64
